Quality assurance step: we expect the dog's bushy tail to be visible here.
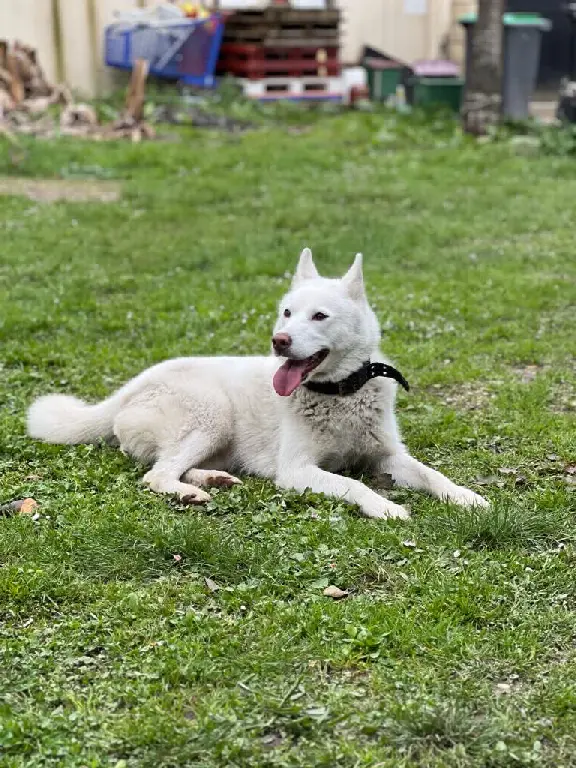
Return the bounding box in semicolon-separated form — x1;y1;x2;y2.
27;394;120;444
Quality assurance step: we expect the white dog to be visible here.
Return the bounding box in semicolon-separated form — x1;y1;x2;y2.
27;249;488;520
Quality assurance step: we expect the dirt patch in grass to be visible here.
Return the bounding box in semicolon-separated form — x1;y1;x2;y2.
510;363;576;413
0;177;121;203
548;383;576;414
429;382;496;412
511;363;549;384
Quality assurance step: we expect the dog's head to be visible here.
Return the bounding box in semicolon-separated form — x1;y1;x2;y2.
272;248;381;396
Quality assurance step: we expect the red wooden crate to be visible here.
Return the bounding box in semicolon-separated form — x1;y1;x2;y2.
217;43;340;79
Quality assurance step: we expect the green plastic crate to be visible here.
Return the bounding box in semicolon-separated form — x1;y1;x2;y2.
406;76;464;112
362;58;405;102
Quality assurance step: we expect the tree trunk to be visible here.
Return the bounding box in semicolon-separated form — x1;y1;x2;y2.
461;0;505;135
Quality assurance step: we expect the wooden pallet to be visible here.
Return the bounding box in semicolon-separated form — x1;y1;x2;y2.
239;74;343;102
212;0;337;7
223;7;340;46
217;43;340;79
225;8;340;27
224;30;338;47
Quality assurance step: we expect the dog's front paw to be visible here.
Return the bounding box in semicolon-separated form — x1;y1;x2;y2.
361;497;410;520
446;486;489;509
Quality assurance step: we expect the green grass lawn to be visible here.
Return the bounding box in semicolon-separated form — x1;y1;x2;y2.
1;109;576;767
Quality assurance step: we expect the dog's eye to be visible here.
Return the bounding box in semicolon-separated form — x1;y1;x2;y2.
312;312;328;321
283;308;291;318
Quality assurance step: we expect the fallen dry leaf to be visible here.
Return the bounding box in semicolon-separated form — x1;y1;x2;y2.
0;497;38;517
204;577;220;592
323;585;349;600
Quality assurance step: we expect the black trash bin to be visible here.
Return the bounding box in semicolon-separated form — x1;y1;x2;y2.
459;12;552;120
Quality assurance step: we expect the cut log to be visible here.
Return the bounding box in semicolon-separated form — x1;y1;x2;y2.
0;66;13;90
123;58;150;123
6;51;24;103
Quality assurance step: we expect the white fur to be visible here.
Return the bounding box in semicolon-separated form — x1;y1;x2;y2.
27;249;488;518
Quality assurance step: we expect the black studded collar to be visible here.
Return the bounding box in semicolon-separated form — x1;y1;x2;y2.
303;360;410;397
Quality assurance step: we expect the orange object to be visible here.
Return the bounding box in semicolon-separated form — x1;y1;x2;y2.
180;3;210;18
350;85;370;105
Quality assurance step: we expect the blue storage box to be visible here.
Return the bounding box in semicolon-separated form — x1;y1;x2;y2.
105;15;224;88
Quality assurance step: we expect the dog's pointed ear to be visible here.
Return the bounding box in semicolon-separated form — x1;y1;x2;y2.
292;247;319;286
342;253;365;300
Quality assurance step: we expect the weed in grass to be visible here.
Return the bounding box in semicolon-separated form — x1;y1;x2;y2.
431;500;574;551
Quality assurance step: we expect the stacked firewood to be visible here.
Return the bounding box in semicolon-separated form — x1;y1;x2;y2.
0;41;155;143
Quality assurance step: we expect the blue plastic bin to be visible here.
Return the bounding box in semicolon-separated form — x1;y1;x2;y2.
105;15;224;87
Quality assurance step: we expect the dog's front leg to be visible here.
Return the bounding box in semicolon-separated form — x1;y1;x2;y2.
277;464;409;520
377;451;489;508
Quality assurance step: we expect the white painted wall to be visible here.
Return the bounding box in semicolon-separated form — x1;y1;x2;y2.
0;0;458;97
0;0;58;81
337;0;454;64
0;0;152;96
60;0;150;95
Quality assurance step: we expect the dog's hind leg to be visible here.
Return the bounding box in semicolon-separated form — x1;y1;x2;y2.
378;452;489;508
114;387;236;504
181;468;242;488
142;430;222;505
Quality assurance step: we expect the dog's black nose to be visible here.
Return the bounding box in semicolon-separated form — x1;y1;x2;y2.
272;332;292;353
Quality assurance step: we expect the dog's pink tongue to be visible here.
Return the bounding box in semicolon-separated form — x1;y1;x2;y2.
273;359;307;396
